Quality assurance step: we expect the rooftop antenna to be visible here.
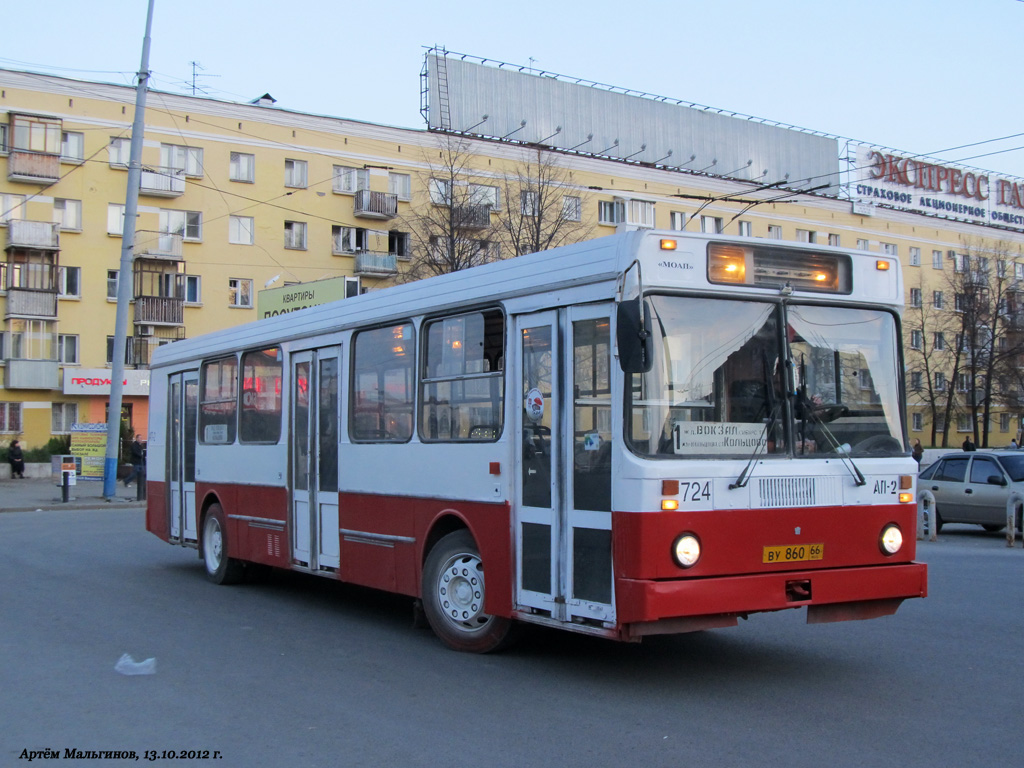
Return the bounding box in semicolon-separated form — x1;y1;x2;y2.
188;61;219;96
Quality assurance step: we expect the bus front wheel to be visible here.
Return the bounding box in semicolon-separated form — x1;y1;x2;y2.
422;530;514;653
202;504;244;585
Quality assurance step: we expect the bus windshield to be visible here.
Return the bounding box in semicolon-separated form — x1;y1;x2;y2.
627;296;905;459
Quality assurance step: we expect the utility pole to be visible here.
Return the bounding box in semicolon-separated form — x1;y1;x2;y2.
103;0;156;499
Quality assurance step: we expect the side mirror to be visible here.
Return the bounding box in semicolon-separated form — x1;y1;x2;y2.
988;475;1008;487
617;299;653;373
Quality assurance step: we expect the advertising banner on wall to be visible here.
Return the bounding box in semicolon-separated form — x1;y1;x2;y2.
851;145;1024;231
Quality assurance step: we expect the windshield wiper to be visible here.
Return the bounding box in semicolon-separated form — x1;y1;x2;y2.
731;351;780;490
794;385;866;487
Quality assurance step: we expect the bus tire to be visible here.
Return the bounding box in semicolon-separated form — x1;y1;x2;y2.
201;504;244;585
422;530;514;653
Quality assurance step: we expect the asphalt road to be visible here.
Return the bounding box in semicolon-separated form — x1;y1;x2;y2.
1;509;1021;768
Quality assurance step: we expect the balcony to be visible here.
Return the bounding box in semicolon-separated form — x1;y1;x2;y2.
5;288;58;319
453;204;492;230
6;220;60;251
6;150;61;184
353;190;399;220
134;231;183;260
139;167;186;197
131;327;186;368
354;251;398;277
133;296;184;325
4;359;60;389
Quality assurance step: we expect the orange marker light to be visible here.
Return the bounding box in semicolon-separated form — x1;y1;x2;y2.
660;239;677;250
876;260;890;271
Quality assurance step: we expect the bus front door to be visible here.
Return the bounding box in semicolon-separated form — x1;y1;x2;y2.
167;371;199;543
290;348;341;571
514;308;615;627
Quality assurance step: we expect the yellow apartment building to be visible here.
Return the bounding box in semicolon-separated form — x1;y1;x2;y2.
2;61;1024;451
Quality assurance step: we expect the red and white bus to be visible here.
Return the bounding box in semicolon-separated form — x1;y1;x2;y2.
145;230;927;652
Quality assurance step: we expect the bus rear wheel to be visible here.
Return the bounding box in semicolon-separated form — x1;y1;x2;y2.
422;530;514;653
202;504;244;585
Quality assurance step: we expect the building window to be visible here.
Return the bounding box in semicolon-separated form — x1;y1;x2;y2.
910;330;922;350
955;293;965;312
428;178;451;205
105;336;135;365
912;412;923;431
562;196;582;222
160;209;202;242
738;221;753;237
910;371;923;391
185;275;201;304
882;242;898;256
284;220;307;250
957;373;972;393
53;198;82;231
334;165;369;194
933;332;946;351
520;191;538;217
1001;413;1011;432
229;152;255;183
767;225;783;240
796;229;816;243
388;231;409;259
109;137;131;167
52;402;78;434
827;233;840;247
857;239;870;250
0;402;23;433
669;211;687;231
58;266;81;298
0;124;7;153
388;172;411;200
933;291;944;309
935;372;946;391
229;278;253;308
57;334;79;364
909;288;921;307
284;159;307;188
598;200;623;225
469;184;501;210
107;204;125;235
933;250;944;269
1;193;26;224
701;216;723;234
228;215;254;245
160;143;203;177
333;226;366;254
909;247;921;266
61;131;84;163
954;252;967;273
1016;262;1024;280
107;270;119;299
957;414;973;432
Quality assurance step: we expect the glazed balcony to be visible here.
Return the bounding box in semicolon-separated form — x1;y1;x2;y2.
4;358;60;389
354;251;398;277
5;288;58;319
134;231;183;260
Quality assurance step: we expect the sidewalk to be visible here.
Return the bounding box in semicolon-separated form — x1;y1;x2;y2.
0;477;145;513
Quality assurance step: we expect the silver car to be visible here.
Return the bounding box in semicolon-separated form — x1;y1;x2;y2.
918;451;1024;532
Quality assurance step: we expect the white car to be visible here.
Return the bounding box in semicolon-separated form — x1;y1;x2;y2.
918;451;1024;532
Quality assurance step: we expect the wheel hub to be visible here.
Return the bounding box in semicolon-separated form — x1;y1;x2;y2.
438;554;486;630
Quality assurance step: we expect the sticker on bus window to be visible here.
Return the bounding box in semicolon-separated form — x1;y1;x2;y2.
525;388;545;422
673;421;767;454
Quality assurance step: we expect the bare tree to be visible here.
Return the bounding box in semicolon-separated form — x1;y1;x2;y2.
399;135;502;282
494;148;593;257
905;271;959;447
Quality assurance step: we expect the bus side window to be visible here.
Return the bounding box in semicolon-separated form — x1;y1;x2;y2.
421;309;504;442
239;347;283;443
351;323;415;442
199;356;238;444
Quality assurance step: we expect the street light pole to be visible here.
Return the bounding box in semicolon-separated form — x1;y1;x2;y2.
103;0;156;499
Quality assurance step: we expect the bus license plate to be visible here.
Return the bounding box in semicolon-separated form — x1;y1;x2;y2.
763;543;824;564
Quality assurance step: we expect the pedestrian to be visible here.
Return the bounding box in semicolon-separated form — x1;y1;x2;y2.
1011;438;1019;450
8;440;25;479
912;439;923;465
962;436;976;452
123;435;145;487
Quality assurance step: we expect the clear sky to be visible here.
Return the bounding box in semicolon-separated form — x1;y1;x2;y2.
5;0;1024;178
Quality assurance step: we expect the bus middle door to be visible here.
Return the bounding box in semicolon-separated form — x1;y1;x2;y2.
167;370;199;543
514;308;615;627
290;347;341;572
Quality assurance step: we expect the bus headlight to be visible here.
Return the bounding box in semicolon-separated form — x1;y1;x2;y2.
672;533;701;568
879;524;903;556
